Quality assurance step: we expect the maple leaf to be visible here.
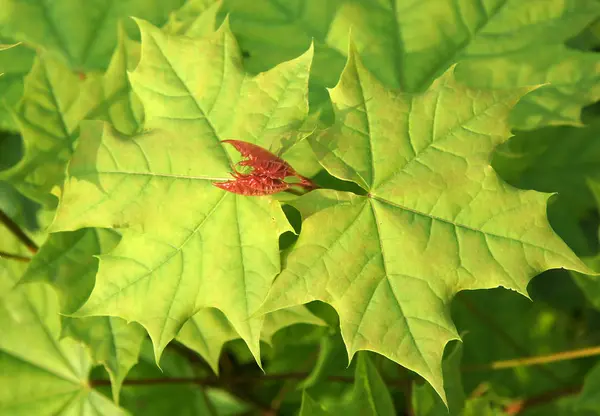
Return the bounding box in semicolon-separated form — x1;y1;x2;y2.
255;45;592;403
0;42;34;132
0;55;85;207
412;343;465;415
163;0;223;38
0;28;142;207
50;19;313;366
224;0;600;129
18;227;146;403
63;316;146;404
0;283;127;415
299;353;395;416
492;121;600;255
0;0;186;71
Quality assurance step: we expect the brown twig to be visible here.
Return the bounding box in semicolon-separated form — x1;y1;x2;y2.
89;374;580;415
0;210;38;254
405;379;414;416
218;352;275;414
0;251;31;262
90;377;217;387
90;373;407;388
463;345;600;372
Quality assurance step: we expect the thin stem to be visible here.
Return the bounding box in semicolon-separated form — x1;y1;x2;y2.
297;175;320;191
0;210;38;254
90;373;405;388
91;377;218;387
0;251;31;262
464;345;600;372
405;380;414;416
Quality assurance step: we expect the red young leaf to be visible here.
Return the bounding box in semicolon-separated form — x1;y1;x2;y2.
213;175;290;195
222;139;297;179
213;140;317;196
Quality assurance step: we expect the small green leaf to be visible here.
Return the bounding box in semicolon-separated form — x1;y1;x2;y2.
299;353;395;416
574;361;600;412
0;42;35;131
0;55;84;207
164;0;222;38
299;392;330;416
298;331;348;390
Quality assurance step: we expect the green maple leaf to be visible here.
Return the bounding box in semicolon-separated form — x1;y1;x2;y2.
256;46;591;402
0;42;35;132
0;0;186;71
0;55;85;207
0;283;127;415
163;0;223;38
492;121;600;254
412;343;465;416
62;317;146;404
20;228;120;313
177;305;326;373
299;353;395;416
224;0;600;129
19;228;146;403
78;26;144;136
0;27;145;207
50;20;313;366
